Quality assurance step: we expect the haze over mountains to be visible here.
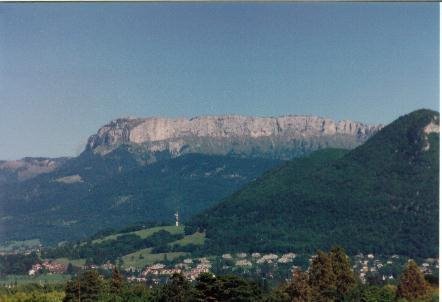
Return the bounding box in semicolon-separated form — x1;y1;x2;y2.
0;158;68;186
0;114;381;245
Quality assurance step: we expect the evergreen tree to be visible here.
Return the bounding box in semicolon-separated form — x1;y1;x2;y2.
63;270;102;302
213;275;262;301
156;273;196;302
110;267;124;296
63;280;78;302
194;273;218;301
285;268;312;302
308;251;336;302
396;260;429;301
80;270;102;302
66;263;75;275
264;286;291;302
329;246;356;300
193;273;263;301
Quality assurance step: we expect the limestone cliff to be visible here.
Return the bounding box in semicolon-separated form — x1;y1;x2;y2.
86;115;382;160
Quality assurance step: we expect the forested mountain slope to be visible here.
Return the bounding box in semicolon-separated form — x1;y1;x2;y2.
0;152;279;245
188;109;439;257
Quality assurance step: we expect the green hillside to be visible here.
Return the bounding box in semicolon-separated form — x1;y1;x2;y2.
188;109;439;257
92;225;184;244
42;224;205;268
121;248;186;269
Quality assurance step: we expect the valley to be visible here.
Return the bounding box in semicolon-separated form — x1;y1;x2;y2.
0;109;438;301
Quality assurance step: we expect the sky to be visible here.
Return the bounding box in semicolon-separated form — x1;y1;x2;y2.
0;3;439;160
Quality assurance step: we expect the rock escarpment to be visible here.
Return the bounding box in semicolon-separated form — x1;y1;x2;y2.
86;115;382;160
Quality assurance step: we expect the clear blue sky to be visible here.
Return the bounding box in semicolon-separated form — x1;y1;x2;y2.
0;3;439;160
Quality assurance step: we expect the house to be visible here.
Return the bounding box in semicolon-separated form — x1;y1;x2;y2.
42;261;66;274
101;262;115;270
222;254;232;260
278;253;296;263
235;260;252;267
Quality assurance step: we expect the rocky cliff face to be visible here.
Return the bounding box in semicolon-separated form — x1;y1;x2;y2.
86;115;383;160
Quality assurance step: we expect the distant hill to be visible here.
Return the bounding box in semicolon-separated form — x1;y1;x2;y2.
188;109;439;258
0;157;68;186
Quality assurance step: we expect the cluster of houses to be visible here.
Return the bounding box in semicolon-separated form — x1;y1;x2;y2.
222;252;297;265
28;260;66;276
351;254;439;284
24;252;438;286
125;253;298;283
420;258;438;275
127;257;212;283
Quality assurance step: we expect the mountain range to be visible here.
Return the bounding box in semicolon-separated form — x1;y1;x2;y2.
0;115;380;245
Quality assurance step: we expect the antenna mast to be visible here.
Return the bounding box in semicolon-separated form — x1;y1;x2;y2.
174;211;179;227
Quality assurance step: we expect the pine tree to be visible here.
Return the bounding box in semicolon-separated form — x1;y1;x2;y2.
110;267;124;296
308;251;337;302
194;272;218;301
80;270;102;301
157;273;196;301
63;280;77;302
285;268;312;302
66;263;75;275
329;246;356;300
63;269;102;302
396;260;429;301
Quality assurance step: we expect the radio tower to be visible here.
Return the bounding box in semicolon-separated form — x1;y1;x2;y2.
174;211;179;227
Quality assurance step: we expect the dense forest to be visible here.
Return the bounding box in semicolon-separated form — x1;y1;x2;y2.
188;109;439;258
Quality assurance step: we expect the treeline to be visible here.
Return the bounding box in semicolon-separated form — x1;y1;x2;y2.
58;247;438;302
0;252;39;275
42;230;183;265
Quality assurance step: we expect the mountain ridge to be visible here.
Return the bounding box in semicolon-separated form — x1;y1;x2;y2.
86;115;382;159
188;109;439;257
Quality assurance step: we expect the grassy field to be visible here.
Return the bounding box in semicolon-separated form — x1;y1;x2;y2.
43;225;197;270
92;225;184;244
122;248;186;269
0;274;70;285
0;291;64;302
52;257;86;267
170;232;205;246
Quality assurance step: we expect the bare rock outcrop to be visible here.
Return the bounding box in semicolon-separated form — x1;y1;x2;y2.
86;115;382;160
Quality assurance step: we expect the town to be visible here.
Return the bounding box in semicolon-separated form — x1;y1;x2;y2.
1;249;437;290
